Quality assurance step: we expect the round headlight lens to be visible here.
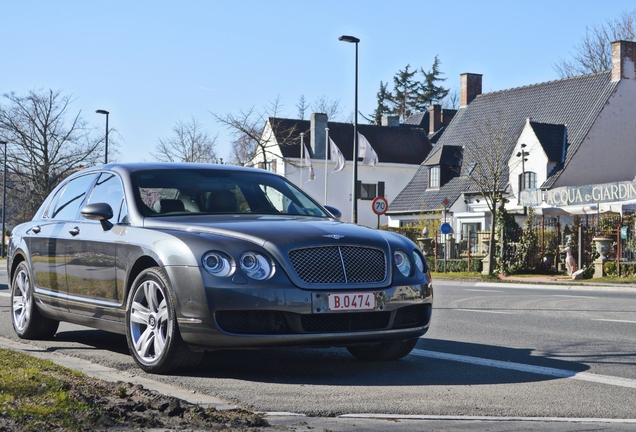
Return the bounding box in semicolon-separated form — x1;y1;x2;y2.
413;251;425;273
394;250;411;277
202;252;233;277
240;252;274;280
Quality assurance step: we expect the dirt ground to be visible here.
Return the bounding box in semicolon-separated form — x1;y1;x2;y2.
0;377;270;432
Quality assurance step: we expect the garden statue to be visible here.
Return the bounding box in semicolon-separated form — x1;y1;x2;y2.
564;247;577;276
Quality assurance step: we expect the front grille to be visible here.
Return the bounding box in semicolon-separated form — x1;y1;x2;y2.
393;304;430;328
215;305;427;335
301;311;391;333
289;246;386;284
215;310;288;334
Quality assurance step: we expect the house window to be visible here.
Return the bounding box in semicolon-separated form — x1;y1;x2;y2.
429;166;440;188
462;223;481;253
358;181;385;200
519;171;537;190
360;183;377;200
268;159;277;173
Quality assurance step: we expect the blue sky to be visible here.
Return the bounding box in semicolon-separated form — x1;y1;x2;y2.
2;0;635;163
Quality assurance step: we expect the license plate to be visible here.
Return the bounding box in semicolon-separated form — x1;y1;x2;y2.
328;292;376;311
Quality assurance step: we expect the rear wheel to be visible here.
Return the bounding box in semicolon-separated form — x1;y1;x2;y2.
125;267;203;374
346;338;419;361
11;261;59;339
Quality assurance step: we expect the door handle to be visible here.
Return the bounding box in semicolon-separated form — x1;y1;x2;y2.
69;226;80;236
31;225;41;234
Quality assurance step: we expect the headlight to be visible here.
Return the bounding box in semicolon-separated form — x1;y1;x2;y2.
394;250;411;277
202;251;234;277
413;251;425;273
240;252;274;280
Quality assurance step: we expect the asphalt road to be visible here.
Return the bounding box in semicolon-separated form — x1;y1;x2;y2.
2;266;636;430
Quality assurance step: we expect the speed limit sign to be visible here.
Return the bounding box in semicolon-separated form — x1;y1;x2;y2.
372;196;388;215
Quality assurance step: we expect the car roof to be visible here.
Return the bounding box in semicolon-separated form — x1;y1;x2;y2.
98;162;269;175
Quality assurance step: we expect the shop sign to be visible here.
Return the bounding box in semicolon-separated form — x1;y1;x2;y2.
520;181;636;207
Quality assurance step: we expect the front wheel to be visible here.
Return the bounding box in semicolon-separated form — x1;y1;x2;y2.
11;261;59;339
125;267;202;374
346;338;419;362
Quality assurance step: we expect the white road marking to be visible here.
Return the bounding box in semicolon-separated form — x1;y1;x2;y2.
552;294;598;299
338;413;636;423
454;308;515;314
0;292;9;298
464;289;502;293
412;349;636;389
593;318;636;324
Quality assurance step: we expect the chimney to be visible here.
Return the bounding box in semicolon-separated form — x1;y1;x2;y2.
429;104;441;133
612;40;636;81
460;73;483;107
310;113;328;158
381;115;399;127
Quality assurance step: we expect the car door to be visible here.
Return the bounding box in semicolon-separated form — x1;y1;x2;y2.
64;171;128;321
28;173;98;312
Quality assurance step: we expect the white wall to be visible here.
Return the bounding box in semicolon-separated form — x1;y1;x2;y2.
285;158;420;228
506;120;550;213
553;78;636;187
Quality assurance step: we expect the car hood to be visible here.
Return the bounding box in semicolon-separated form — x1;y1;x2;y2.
143;214;389;250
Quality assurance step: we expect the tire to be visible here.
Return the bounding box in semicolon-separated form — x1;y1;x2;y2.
125;267;203;374
11;261;59;339
347;338;419;362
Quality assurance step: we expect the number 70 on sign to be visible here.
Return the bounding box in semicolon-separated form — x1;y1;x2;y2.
372;196;388;215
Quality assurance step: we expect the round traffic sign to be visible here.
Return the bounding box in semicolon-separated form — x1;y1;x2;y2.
440;222;452;234
372;196;388;215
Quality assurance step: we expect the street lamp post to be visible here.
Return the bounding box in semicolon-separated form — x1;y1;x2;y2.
516;143;529;214
339;35;360;224
0;140;7;258
96;110;109;164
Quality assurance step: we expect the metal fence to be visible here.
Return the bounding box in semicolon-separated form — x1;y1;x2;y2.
389;213;636;274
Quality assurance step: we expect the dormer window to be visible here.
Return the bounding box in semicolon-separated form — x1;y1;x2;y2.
429;166;440;188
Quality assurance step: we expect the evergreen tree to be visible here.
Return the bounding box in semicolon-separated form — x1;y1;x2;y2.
416;55;450;111
369;81;392;125
390;64;419;121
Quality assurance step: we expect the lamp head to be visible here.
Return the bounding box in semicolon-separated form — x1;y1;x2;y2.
339;35;360;43
96;109;109;115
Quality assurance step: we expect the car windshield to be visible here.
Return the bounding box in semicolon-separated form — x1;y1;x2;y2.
131;168;329;218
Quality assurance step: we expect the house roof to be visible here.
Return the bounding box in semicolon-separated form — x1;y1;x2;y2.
388;71;619;214
269;117;432;165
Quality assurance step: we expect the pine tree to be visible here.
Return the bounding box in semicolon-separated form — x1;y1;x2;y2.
416;55;450;111
390;65;419;121
369;81;392;125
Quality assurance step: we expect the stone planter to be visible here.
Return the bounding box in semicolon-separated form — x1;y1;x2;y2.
592;237;613;278
592;237;613;261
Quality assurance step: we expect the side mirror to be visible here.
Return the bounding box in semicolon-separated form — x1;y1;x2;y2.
81;203;114;230
324;205;342;220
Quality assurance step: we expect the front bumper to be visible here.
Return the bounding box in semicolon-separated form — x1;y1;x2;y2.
178;282;433;350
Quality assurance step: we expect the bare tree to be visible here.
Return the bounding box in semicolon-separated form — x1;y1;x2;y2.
311;95;342;120
153;116;218;163
0;89;102;224
441;87;460;110
213;97;304;167
554;9;636;78
465;118;511;275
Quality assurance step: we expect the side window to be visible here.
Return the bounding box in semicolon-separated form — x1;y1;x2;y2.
51;174;98;220
88;172;127;223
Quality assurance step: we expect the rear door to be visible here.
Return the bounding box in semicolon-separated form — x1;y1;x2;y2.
28;173;98;312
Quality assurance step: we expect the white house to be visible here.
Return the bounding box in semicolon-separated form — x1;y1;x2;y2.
250;113;438;228
389;40;636;235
